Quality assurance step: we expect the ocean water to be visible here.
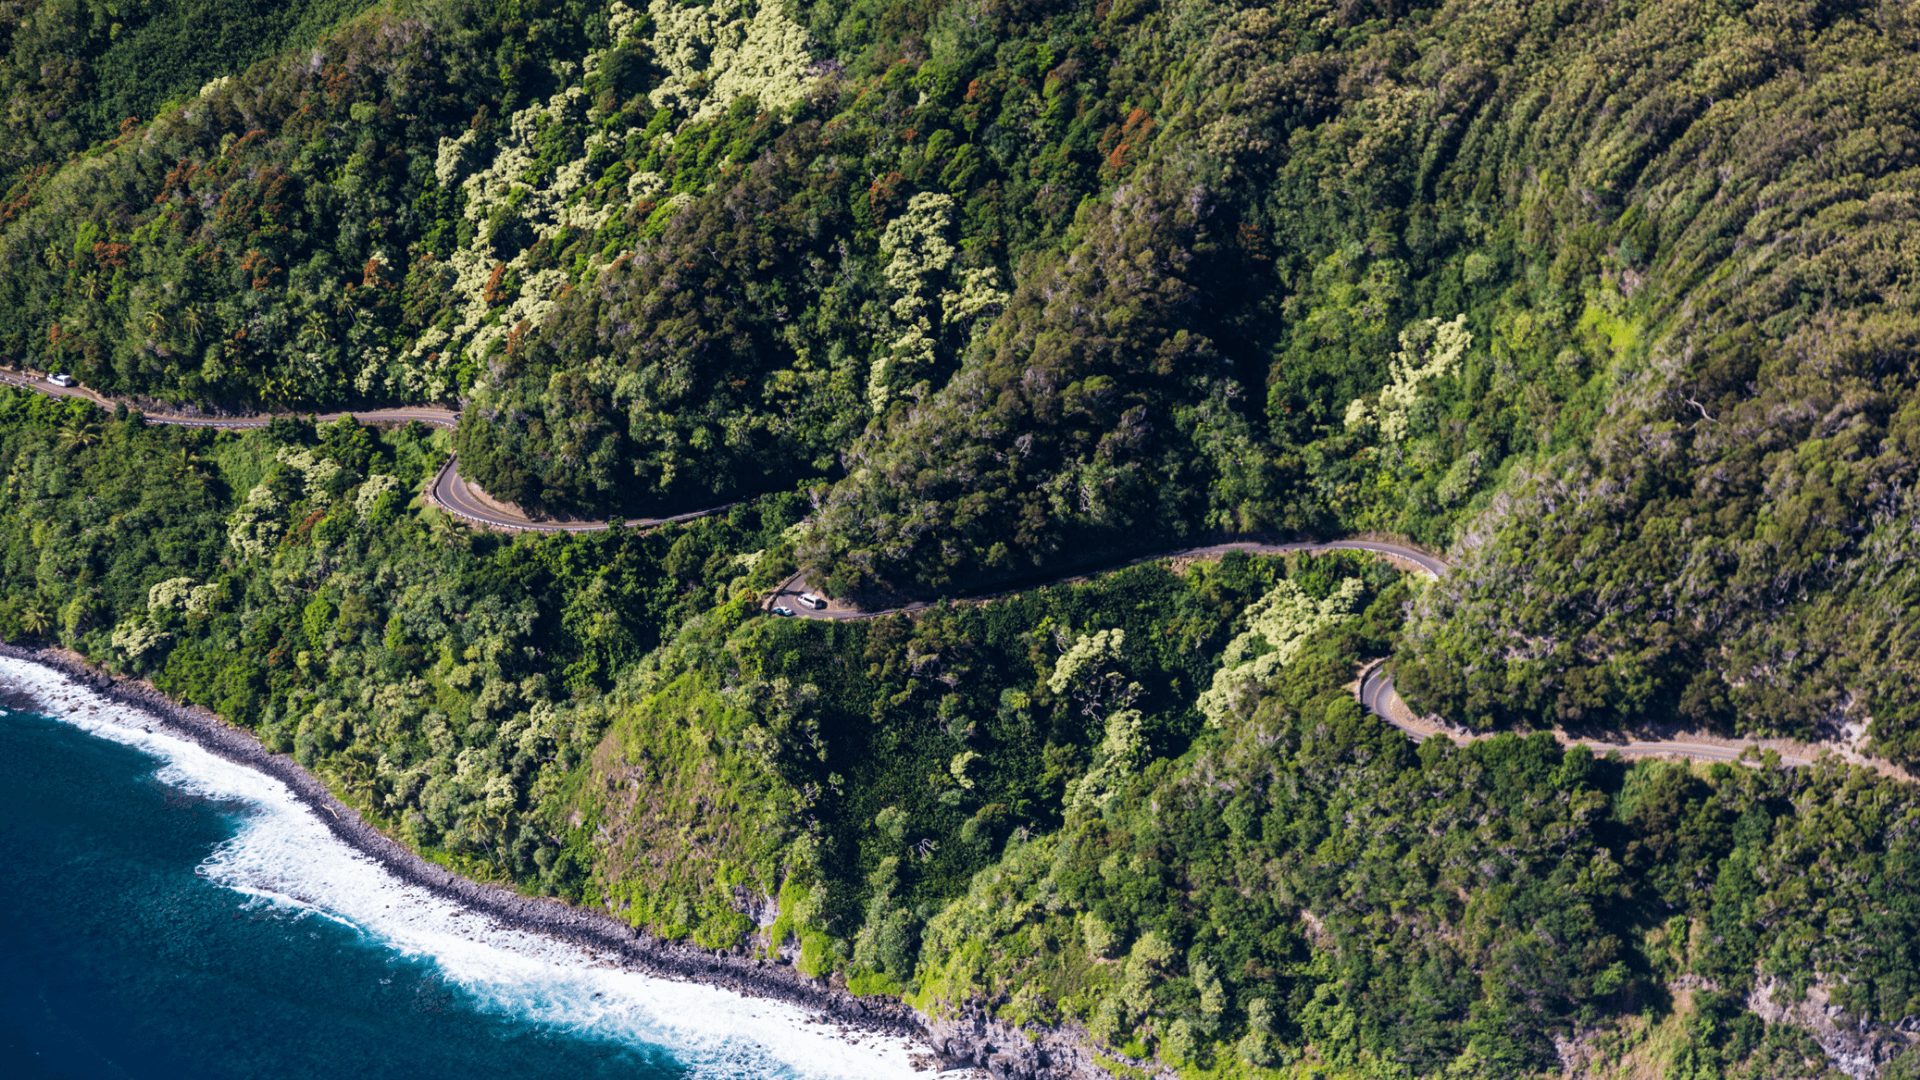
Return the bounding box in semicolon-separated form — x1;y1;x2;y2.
0;658;917;1080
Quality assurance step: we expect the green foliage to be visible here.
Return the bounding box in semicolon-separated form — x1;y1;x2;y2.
581;545;1401;969
802;169;1298;598
5;0;1920;1073
0;0;376;175
0;0;615;406
0;387;805;899
2;388;1918;1076
914;626;1920;1076
797;931;839;978
1666;990;1847;1080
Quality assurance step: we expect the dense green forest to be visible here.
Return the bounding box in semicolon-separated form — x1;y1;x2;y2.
0;0;380;171
0;0;1915;764
4;0;1920;1074
2;392;1917;1078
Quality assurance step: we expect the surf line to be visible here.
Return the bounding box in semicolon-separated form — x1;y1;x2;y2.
0;647;934;1080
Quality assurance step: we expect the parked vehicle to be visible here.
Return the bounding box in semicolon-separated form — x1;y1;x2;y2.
771;605;796;617
799;593;827;609
46;372;74;387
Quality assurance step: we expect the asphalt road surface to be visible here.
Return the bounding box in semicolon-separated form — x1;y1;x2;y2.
770;542;1840;771
144;406;461;429
0;369;1853;770
1361;660;1820;766
1359;664;1410;735
764;538;1446;623
427;454;742;532
0;369;460;429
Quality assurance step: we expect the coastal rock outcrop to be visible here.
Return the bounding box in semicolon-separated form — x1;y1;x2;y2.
919;998;1164;1080
1746;979;1917;1079
0;643;1146;1079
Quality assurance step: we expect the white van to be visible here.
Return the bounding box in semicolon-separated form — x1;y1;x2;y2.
799;593;827;610
46;372;74;387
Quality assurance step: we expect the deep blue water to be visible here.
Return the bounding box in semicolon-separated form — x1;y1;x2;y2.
0;709;687;1080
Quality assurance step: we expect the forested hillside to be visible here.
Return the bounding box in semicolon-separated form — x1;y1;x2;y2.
4;0;1920;1075
5;396;1920;1078
0;0;377;170
4;0;1916;759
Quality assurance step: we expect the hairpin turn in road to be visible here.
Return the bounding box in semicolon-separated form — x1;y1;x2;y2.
0;371;1877;773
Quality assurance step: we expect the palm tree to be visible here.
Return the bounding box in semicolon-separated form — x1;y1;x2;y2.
144;308;168;336
339;754;382;805
181;305;204;342
58;417;98;450
170;446;208;480
262;373;297;409
42;245;62;273
20;607;51;636
426;507;469;550
301;311;332;345
82;272;103;301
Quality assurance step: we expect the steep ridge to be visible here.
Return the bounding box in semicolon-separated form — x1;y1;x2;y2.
0;370;733;532
5;369;1900;775
772;539;1911;778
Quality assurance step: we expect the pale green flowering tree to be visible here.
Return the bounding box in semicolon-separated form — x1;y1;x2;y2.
647;0;816;124
1067;707;1146;812
1238;997;1280;1066
184;583;222;614
147;576;197;611
870;192;957;411
274;448;345;504
1346;313;1471;442
1198;577;1365;727
110;617;170;663
226;482;286;559
867;193;1008;411
147;576;219;615
354;474;402;521
405;0;822;401
948;749;981;789
1048;627;1125;696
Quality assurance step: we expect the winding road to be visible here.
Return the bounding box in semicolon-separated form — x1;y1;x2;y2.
426;454;745;532
762;539;1448;622
770;541;1864;772
1358;663;1822;766
0;370;461;430
0;368;661;532
0;370;1883;772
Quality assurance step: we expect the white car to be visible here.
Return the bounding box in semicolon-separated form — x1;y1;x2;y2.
771;605;796;617
799;593;827;609
46;372;74;388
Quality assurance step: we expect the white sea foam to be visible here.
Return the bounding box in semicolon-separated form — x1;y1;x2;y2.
0;656;924;1080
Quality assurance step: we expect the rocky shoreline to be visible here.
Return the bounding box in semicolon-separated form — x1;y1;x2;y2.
0;642;1019;1073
